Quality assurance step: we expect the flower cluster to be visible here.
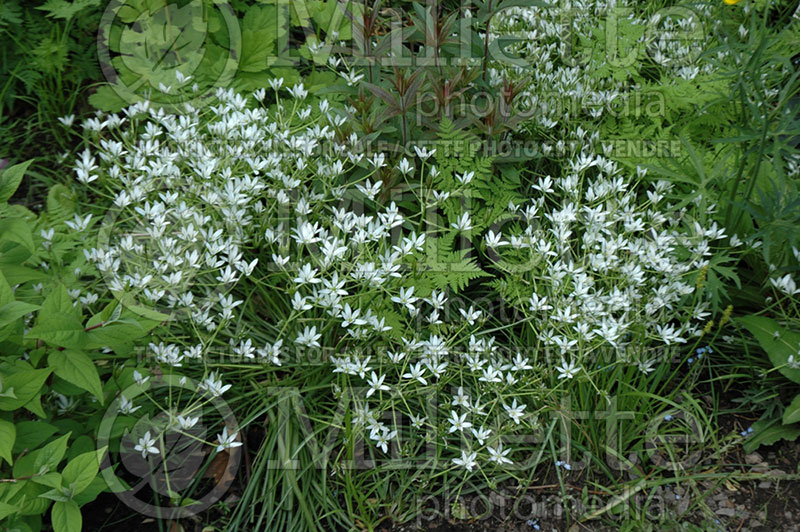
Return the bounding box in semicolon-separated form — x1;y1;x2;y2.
487;152;721;373
73;80;545;471
71;54;726;473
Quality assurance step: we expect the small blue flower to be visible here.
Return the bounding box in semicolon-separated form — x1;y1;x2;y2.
664;414;674;421
526;520;541;530
740;426;754;437
695;346;713;358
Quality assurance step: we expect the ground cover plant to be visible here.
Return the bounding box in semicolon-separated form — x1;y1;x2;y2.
0;0;799;531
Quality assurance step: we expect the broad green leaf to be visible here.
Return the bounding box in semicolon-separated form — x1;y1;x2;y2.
40;487;70;502
66;435;94;460
743;418;800;453
0;369;52;411
738;315;800;384
72;476;107;506
118;1;206;88
87;85;128;113
31;472;62;489
85;300;121;329
310;0;354;40
118;293;171;322
0;265;48;286
40;284;80;319
0;218;35;253
48;350;103;403
51;500;81;532
22;393;47;419
62;447;106;495
0;301;40;329
14;432;70;478
0;500;19;521
0;481;27;504
13;421;58;453
784;395;800;425
85;319;147;350
33;433;70;474
26;314;86;349
15;482;50;516
0;419;15;465
0;160;33;203
0;270;13;306
14;482;49;516
240;5;279;72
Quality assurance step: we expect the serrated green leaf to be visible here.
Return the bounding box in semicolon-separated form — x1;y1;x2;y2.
48;350;103;403
37;0;100;20
87;85;128;112
117;1;206;88
46;185;77;224
240;5;280;72
0;160;33;203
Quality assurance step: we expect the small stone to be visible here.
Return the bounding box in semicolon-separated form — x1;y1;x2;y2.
758;480;772;489
745;453;763;465
677;498;690;514
716;507;736;517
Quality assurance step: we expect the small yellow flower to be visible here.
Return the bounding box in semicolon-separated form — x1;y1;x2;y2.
724;0;740;4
